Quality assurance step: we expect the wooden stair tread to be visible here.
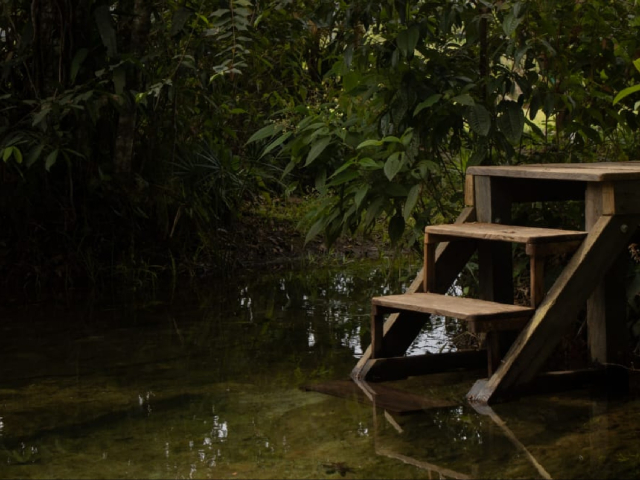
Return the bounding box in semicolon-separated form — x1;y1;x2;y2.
372;293;534;321
425;222;586;244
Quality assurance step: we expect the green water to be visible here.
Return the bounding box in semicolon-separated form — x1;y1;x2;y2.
1;260;640;479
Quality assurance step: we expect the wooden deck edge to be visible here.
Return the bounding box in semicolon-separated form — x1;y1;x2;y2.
359;350;486;383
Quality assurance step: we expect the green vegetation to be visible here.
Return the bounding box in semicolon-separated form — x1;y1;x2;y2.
1;0;640;297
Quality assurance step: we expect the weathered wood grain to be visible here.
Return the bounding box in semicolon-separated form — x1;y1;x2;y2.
351;207;477;379
468;214;640;405
425;222;587;244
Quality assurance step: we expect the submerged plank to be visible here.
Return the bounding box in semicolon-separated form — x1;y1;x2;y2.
301;379;456;414
360;350;487;382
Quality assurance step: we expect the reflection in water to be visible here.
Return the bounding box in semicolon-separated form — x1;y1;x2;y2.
0;260;638;478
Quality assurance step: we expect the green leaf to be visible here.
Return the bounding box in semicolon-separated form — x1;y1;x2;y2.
357;139;384;149
452;94;475;106
12;147;22;164
467;105;491;136
396;25;420;58
71;49;89;83
613;84;640;105
246;124;280;144
497;101;525;144
388;216;405;245
414;94;442;116
354;185;369;209
381;135;402;144
305;136;331;166
2;148;11;162
261;132;292;158
403;184;421;221
358;157;382;169
94;5;118;57
503;13;523;36
171;7;193;36
45;149;59;172
32;107;51;127
305;218;326;245
26;144;45;168
384;152;404;181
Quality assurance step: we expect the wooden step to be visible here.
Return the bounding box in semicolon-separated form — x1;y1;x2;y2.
372;293;533;334
425;222;586;245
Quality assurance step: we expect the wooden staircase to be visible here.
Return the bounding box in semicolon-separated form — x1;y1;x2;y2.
371;223;586;376
352;163;640;405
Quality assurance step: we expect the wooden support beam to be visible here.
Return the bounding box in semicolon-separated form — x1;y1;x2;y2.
359;350;487;382
530;255;545;308
465;174;475;206
468;214;640;405
586;183;633;367
351;207;477;379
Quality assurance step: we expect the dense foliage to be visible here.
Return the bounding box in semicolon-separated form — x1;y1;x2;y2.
1;0;640;295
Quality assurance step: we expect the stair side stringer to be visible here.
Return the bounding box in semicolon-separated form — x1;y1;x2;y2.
468;213;640;405
351;206;477;380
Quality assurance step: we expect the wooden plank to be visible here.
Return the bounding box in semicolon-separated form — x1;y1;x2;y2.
468;214;640;405
371;293;534;321
469;316;531;333
525;240;583;256
301;380;456;414
491;177;585;203
360;350;487;382
351;207;477;379
468;162;640;182
426;222;586;244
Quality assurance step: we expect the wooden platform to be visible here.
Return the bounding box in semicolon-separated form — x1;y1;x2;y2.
467;161;640;181
425;223;586;245
372;293;533;333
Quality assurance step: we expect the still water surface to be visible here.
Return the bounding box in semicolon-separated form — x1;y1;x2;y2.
1;260;640;479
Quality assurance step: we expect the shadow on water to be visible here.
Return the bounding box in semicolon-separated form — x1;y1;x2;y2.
0;259;640;478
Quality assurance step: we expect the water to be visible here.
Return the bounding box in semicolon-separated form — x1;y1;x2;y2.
0;260;640;479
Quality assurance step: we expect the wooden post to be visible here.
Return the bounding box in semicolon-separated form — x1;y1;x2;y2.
371;305;383;359
585;183;629;367
530;255;545;308
475;176;513;303
423;233;436;292
475;176;514;373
